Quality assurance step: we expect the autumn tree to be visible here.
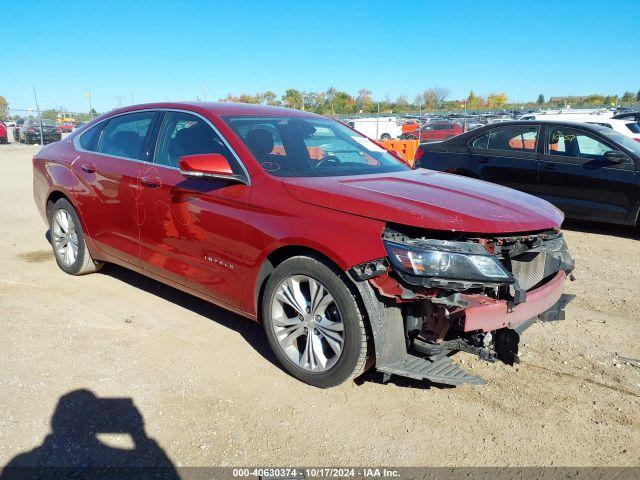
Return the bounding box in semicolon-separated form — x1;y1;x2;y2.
487;92;508;109
0;96;8;120
356;88;373;112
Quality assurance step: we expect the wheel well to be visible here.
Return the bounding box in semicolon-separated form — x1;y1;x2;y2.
254;245;346;322
46;191;70;220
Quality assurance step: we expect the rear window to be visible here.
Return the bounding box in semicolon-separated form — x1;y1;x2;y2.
625;123;640;134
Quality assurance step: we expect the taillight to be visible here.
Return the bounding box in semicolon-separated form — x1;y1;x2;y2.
56;127;62;133
634;138;640;143
414;147;425;162
27;128;36;133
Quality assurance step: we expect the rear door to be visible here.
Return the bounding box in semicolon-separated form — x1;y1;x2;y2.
137;110;251;307
538;125;636;223
74;111;158;265
467;124;540;193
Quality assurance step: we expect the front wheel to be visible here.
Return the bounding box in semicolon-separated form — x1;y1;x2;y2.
262;256;369;388
49;198;103;275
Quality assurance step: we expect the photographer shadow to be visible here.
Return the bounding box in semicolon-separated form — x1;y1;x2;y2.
1;389;179;480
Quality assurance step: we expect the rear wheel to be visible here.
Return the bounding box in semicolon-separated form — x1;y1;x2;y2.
262;256;369;388
49;198;103;275
380;133;391;141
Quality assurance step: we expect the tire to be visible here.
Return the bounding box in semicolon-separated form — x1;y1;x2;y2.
49;198;103;275
380;133;391;141
407;135;417;140
262;255;369;388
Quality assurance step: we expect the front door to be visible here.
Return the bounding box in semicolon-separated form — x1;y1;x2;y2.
468;124;540;194
137;111;251;308
538;126;636;223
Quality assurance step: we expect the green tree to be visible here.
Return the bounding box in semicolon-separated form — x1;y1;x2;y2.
282;89;303;109
636;89;640;102
536;94;545;105
0;96;8;120
41;109;59;121
467;90;483;110
621;91;635;103
331;90;357;114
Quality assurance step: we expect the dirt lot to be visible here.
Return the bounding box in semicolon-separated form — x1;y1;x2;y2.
0;130;639;468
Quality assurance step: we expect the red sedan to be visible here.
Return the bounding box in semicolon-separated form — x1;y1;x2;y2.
405;121;463;142
33;102;574;387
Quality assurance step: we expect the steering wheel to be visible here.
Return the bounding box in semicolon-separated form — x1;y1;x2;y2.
313;156;341;169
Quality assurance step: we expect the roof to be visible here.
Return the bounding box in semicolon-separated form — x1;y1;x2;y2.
103;101;319;118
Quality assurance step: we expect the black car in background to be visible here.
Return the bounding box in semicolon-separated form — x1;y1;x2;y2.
612;111;640;122
19;118;61;144
415;121;640;226
13;118;24;141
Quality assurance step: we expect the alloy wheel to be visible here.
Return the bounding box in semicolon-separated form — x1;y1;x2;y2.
52;209;79;267
271;275;345;372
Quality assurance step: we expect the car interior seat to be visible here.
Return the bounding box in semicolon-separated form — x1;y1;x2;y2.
167;122;228;168
106;131;143;159
245;128;290;172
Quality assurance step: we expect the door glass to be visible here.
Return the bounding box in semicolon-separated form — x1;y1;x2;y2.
487;125;538;152
548;127;615;159
154;112;239;172
98;112;155;160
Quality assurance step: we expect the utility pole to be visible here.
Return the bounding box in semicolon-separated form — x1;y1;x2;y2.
463;100;467;132
201;82;207;102
84;91;93;116
376;101;380;140
114;95;126;108
32;85;44;145
131;93;134;105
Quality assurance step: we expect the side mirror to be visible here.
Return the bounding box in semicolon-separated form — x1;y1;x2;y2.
603;150;627;163
178;153;247;184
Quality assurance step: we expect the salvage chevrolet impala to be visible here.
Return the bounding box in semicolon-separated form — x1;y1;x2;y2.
32;102;575;387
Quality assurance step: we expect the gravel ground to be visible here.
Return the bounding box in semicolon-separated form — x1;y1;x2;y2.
0;130;638;468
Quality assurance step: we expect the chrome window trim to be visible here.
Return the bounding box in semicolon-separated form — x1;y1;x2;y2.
73;108;251;185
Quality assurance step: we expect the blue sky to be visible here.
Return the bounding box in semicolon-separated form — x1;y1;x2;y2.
2;0;638;113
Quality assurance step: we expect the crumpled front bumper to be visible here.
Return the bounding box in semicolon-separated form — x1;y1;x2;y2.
461;270;568;333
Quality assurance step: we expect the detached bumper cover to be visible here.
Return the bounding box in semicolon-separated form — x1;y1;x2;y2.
462;270;566;333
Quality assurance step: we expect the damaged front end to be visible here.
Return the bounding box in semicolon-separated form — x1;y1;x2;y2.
349;225;575;386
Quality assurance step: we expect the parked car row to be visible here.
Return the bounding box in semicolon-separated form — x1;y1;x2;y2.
10;118;62;144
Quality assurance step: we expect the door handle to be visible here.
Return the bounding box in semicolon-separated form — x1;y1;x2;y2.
140;176;161;188
81;163;97;173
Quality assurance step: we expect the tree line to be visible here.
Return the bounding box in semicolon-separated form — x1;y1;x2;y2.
2;88;640;121
220;87;640;115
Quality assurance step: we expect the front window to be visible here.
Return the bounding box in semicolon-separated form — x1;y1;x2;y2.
154;111;241;173
547;127;630;160
223;116;409;177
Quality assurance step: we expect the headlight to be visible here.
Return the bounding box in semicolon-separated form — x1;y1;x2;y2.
384;240;513;283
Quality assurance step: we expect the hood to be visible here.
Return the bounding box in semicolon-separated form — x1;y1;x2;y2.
283;170;563;234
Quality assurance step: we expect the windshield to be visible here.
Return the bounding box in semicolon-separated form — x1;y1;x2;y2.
223;115;409;177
